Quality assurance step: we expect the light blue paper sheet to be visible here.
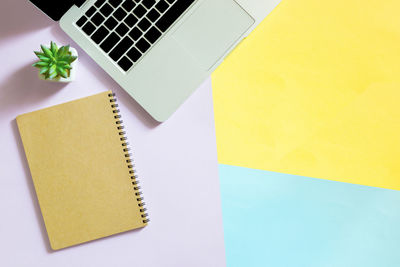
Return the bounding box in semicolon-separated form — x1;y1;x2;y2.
220;164;400;267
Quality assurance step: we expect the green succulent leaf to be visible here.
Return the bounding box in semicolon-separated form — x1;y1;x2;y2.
50;41;58;56
69;56;77;63
58;55;76;63
34;51;45;57
49;64;57;75
38;55;50;62
39;67;49;74
32;61;49;68
41;45;53;58
34;42;75;80
62;64;72;70
57;60;69;66
49;71;58;79
57;66;68;78
58;45;69;57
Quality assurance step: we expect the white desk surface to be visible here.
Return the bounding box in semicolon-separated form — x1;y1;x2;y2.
0;1;225;266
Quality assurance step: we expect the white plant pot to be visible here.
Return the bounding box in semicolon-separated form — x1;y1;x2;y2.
38;47;78;83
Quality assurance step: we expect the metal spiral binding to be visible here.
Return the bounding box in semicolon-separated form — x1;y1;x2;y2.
108;92;150;224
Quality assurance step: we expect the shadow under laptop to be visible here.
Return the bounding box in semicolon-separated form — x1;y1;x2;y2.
114;87;162;129
0;0;53;44
11;120;53;253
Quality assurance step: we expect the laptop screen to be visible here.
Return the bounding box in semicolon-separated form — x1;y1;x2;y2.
29;0;84;21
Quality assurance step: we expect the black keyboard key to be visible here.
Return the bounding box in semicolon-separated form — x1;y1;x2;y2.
142;0;156;9
136;38;151;53
156;0;194;32
85;6;96;17
138;18;151;32
128;27;142;40
76;16;87;27
100;32;120;52
100;3;114;17
122;0;135;11
113;7;127;20
144;27;161;44
104;16;118;30
91;12;105;26
91;26;110;44
125;14;138;27
109;0;123;8
155;0;169;13
109;37;134;61
133;5;147;18
127;47;142;62
118;56;134;71
75;0;86;7
147;9;160;22
115;23;129;36
82;21;96;35
95;0;106;8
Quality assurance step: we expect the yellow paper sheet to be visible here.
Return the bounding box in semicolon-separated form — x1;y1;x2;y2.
212;0;400;190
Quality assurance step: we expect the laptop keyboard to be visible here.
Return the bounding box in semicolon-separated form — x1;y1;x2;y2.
76;0;195;71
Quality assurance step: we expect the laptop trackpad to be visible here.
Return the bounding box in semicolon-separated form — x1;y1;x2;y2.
172;0;254;70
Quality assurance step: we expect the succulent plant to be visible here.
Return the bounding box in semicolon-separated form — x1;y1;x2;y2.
32;42;77;80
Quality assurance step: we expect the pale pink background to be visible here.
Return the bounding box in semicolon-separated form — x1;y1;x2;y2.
0;1;225;266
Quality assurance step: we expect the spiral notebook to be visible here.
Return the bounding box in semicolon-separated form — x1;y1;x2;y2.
16;91;148;250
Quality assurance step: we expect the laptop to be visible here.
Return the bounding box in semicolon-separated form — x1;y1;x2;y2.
29;0;281;121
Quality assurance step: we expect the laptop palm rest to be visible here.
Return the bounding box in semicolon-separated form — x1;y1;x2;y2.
172;0;254;70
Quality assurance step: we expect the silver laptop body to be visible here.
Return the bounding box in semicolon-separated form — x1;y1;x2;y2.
56;0;281;121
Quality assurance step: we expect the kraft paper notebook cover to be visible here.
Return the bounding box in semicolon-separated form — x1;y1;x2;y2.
16;91;148;250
